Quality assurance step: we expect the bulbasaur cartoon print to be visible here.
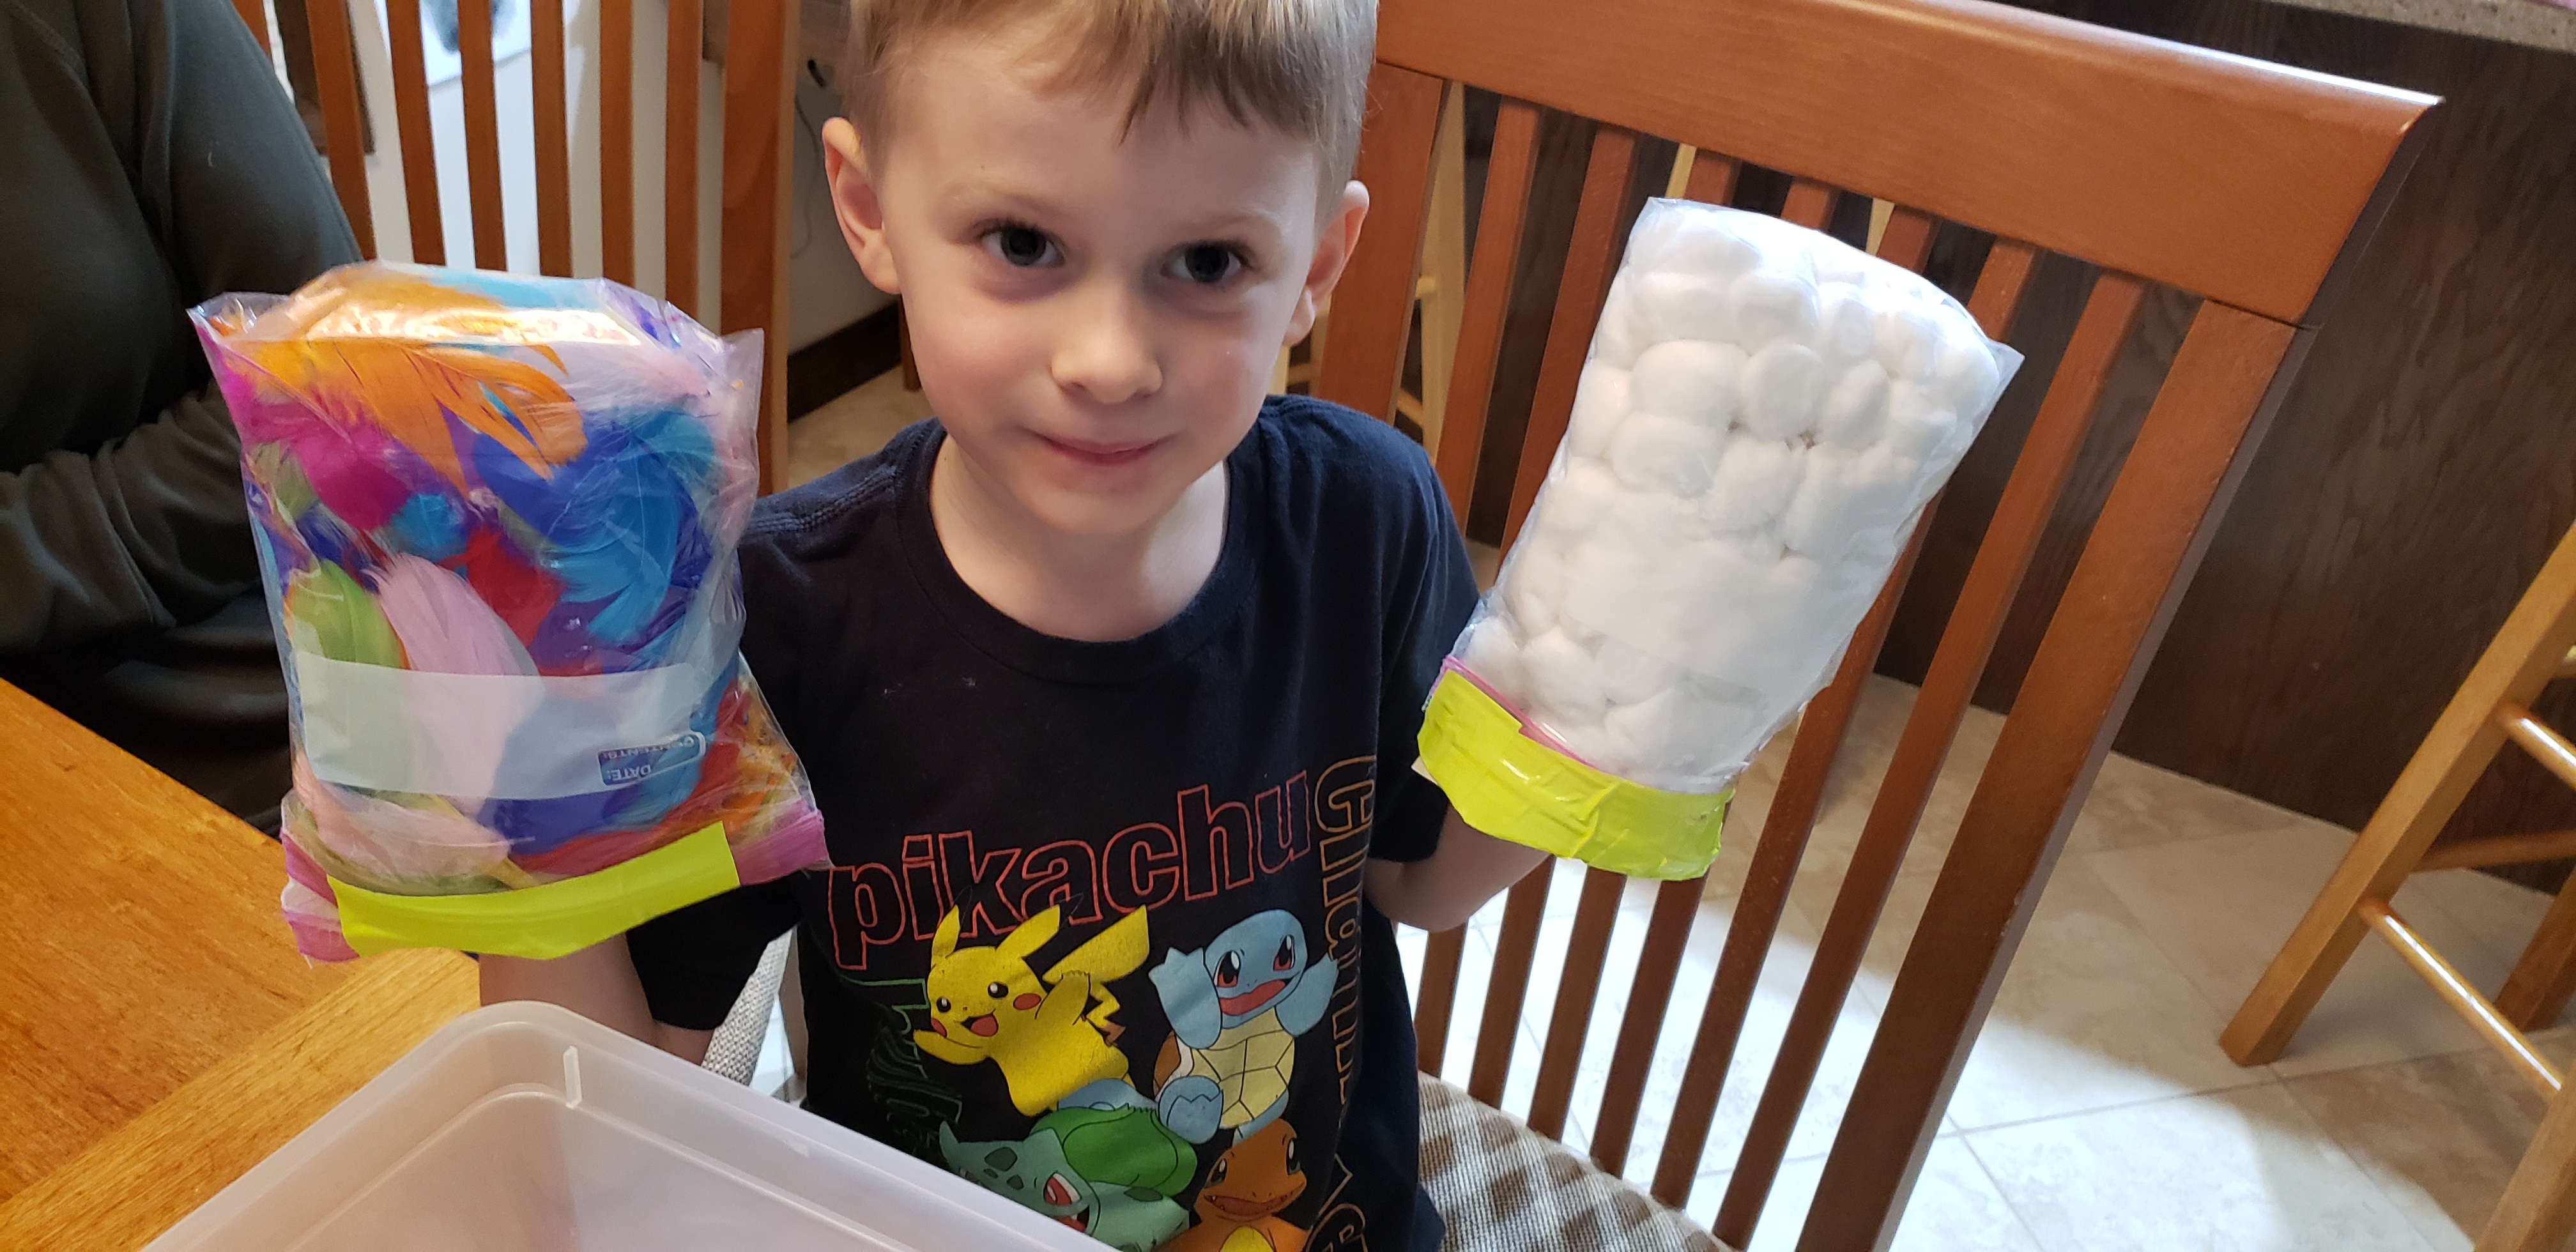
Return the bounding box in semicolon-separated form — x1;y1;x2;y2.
914;904;1151;1115
939;1105;1193;1252
1149;909;1337;1144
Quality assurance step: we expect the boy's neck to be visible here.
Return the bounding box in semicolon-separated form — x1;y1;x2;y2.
928;438;1229;643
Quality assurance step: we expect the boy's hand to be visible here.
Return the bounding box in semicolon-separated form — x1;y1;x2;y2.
1363;809;1552;933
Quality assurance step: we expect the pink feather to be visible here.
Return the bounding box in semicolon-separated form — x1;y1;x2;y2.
372;554;539;676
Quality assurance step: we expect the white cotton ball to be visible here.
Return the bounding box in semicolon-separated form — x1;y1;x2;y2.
1812;244;1873;289
1630;206;1764;279
1730;268;1821;348
1596;637;1682;705
1591;273;1647;369
1565;363;1632;460
1739;342;1828;441
1629;339;1746;431
1521;629;1608;728
1881;383;1960;462
1703;434;1804;535
1552;718;1635;777
1605;688;1774;787
1459;614;1528;696
1540;459;1625;540
1607;415;1726;498
1633;271;1735;344
1722;213;1823;281
1815;284;1878;367
1564;528;1682;655
1930;321;2003;416
1597;488;1711;553
1874;304;1945;383
1503;537;1572;636
1814;362;1892;449
1782;445;1923;563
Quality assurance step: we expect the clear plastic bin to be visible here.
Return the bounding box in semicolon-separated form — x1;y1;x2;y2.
146;1002;1104;1251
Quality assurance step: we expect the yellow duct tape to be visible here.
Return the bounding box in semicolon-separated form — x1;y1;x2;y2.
332;821;739;959
1416;671;1728;880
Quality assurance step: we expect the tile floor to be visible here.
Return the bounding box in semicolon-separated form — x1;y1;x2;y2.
774;378;2575;1251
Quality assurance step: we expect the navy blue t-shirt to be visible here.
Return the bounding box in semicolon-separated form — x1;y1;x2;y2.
629;396;1478;1252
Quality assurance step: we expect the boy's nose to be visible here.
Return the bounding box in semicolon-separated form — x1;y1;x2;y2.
1050;285;1162;406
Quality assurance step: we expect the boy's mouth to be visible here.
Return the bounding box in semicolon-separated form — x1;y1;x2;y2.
1038;432;1163;469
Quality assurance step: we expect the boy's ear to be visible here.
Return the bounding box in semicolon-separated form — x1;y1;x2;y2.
822;118;901;294
1285;181;1371;347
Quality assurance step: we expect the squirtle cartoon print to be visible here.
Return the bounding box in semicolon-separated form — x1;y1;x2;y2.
1166;1119;1309;1251
915;904;1151;1115
1149;910;1337;1143
939;1105;1193;1252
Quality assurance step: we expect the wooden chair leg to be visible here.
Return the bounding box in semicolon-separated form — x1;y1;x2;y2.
2497;868;2576;1032
2223;526;2576;1066
2476;1078;2576;1252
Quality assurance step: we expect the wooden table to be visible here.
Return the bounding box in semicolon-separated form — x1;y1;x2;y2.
0;678;477;1249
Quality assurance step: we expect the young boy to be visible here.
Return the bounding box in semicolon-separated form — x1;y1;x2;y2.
484;1;1547;1247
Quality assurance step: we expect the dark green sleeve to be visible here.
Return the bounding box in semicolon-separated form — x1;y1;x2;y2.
0;0;355;652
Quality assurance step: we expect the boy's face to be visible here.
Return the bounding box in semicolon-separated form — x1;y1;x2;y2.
824;25;1369;538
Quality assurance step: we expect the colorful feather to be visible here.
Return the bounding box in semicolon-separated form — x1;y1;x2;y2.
284;560;406;668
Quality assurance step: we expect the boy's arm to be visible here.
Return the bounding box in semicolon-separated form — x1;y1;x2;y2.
1365;809;1550;933
480;938;717;1064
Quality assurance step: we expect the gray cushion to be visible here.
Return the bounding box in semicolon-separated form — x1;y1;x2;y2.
1419;1074;1732;1251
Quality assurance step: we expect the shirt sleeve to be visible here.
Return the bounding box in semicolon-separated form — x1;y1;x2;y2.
0;0;358;652
1370;438;1480;864
628;876;804;1031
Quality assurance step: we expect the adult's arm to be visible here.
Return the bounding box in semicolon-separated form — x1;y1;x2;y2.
0;0;356;652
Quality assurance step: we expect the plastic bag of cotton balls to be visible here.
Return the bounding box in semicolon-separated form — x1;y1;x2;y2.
1416;199;2022;880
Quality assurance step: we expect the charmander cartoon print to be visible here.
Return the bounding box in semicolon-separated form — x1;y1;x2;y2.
940;1105;1193;1252
1149;910;1337;1143
914;904;1151;1115
1167;1119;1309;1251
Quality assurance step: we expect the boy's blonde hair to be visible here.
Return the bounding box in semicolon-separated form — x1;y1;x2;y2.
844;0;1377;188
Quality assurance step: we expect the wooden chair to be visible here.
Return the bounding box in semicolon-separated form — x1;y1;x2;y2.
2224;520;2576;1252
1320;0;2433;1246
227;0;801;492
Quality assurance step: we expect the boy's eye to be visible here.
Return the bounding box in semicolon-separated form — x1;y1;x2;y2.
1169;243;1242;286
985;224;1060;268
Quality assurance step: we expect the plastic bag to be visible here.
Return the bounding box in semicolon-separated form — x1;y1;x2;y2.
193;263;826;959
1418;201;2023;880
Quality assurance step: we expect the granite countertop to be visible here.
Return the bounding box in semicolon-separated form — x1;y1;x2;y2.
2260;0;2576;52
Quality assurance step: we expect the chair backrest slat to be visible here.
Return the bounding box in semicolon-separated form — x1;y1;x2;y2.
597;0;636;284
716;0;799;491
1591;873;1706;1173
1683;150;1740;206
1807;296;2303;1247
383;0;445;264
1312;62;1443;422
1714;268;2140;1244
1467;863;1553;1104
663;0;703;315
1413;925;1470;1077
1500;124;1636;550
1968;238;2043;339
233;0;269;56
457;0;507;268
1875;204;1937;273
300;0;373;257
1528;866;1625;1137
530;0;574;277
1427;97;1542;516
1781;177;1836;230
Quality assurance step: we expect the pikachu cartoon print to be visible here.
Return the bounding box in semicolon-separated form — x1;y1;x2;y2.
914;905;1151;1115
